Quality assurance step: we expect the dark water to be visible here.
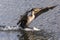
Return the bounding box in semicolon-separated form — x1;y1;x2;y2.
0;30;59;40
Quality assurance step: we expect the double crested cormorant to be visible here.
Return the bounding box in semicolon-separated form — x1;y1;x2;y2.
17;5;57;29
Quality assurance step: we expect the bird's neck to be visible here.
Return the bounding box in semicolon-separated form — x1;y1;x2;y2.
31;11;35;17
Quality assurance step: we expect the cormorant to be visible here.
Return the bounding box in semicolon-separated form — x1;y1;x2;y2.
17;5;57;29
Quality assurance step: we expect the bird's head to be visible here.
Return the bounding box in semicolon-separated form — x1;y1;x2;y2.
32;8;41;13
31;8;41;15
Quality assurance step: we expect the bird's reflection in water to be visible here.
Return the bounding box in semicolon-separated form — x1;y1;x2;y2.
17;29;55;40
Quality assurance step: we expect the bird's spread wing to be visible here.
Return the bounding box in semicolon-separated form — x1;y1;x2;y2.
34;5;57;19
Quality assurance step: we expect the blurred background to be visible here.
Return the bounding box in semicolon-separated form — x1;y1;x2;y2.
0;0;60;40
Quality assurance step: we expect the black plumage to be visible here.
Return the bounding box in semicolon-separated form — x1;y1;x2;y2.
17;5;57;29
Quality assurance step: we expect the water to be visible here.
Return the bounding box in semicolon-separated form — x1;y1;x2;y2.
0;31;19;40
0;0;60;40
0;29;59;40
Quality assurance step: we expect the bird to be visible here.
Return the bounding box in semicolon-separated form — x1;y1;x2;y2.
17;5;57;29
